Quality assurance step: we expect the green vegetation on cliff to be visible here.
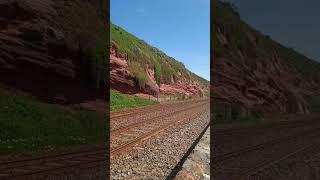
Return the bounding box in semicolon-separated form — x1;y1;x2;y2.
110;23;208;88
306;95;320;112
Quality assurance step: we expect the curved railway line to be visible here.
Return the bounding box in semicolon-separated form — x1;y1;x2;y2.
110;99;206;120
110;100;208;131
111;101;209;157
0;100;209;179
111;101;208;134
213;118;320;136
214;127;320;162
0;145;106;179
234;143;320;180
213;118;320;180
110;100;210;179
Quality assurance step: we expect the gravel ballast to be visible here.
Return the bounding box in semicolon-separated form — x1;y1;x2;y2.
174;127;210;180
111;105;210;179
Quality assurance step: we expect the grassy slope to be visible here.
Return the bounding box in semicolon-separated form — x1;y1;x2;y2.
216;1;320;82
0;1;108;156
110;90;158;111
110;23;208;89
0;89;106;155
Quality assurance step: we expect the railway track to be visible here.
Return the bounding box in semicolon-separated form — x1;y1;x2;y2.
0;145;107;179
214;127;320;162
111;101;209;134
111;100;208;131
234;143;320;180
213;120;320;180
111;102;209;157
0;100;209;179
111;100;210;179
213;119;320;156
110;99;207;120
213;118;320;136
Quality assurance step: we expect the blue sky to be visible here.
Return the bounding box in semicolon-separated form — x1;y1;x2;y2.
227;0;320;62
111;0;210;80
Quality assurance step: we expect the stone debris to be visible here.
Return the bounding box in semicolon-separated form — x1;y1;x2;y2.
175;127;210;180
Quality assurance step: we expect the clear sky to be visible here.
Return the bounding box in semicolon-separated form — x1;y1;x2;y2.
111;0;210;80
227;0;320;62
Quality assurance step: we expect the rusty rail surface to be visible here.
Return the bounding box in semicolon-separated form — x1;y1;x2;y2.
214;127;320;162
0;145;107;179
111;101;209;135
0;100;209;179
111;102;209;157
212;119;320;180
110;99;207;120
233;143;320;180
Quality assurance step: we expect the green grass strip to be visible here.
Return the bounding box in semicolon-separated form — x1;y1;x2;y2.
110;89;158;111
0;89;106;156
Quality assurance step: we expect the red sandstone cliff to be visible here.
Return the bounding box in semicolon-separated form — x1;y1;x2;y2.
0;0;107;107
110;47;208;98
213;2;320;114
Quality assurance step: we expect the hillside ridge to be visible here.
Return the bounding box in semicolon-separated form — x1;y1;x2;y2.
213;1;320;115
110;22;209;99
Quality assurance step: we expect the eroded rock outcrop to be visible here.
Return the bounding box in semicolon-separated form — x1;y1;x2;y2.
110;47;159;96
110;46;207;98
213;2;320;114
0;0;107;105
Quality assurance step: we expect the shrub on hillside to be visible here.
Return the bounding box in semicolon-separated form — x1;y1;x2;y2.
128;61;148;89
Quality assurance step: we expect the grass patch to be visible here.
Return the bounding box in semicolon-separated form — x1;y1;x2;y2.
128;61;148;89
0;89;106;156
306;95;320;112
111;90;158;111
213;112;261;125
211;101;262;125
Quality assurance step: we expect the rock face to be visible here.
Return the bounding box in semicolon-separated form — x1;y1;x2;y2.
0;0;106;104
110;22;209;99
160;82;204;97
110;47;159;96
110;46;207;98
213;2;320;114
